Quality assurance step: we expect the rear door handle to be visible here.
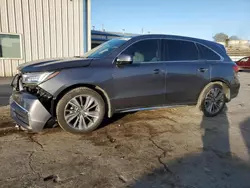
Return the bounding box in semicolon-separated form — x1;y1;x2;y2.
198;68;208;73
153;69;160;74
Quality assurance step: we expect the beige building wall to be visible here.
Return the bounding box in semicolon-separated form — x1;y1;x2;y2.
0;0;91;77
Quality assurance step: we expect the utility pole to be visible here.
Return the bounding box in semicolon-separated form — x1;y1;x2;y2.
102;24;104;31
141;28;144;34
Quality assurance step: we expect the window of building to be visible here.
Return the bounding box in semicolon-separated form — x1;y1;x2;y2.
163;39;198;61
0;33;22;59
122;39;160;63
197;43;221;60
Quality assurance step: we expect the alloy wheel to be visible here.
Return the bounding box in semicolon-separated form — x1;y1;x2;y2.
204;87;225;115
64;95;100;130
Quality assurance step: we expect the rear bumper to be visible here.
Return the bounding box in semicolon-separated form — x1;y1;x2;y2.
10;91;51;132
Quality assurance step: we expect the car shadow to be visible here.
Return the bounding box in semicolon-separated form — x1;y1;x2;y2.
130;153;250;188
240;118;250;158
239;70;250;73
201;106;231;157
98;112;135;129
130;106;250;188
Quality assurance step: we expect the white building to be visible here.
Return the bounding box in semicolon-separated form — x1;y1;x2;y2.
228;40;250;48
0;0;91;77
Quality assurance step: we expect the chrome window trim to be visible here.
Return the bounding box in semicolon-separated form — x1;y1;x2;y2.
113;37;224;64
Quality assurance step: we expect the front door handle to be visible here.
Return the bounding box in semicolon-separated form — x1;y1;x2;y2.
198;68;208;73
153;69;160;74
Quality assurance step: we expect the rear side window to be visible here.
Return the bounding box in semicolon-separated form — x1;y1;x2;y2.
163;40;198;61
197;44;221;60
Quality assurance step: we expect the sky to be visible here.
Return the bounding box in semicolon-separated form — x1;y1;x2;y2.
91;0;250;40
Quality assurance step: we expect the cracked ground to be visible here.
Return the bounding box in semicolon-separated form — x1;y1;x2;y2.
0;72;250;188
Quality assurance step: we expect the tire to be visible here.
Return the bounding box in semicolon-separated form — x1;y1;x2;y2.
200;84;226;117
56;87;105;133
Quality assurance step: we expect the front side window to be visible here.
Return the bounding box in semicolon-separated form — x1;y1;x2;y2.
84;38;129;58
164;39;198;61
197;43;221;60
121;39;160;63
0;33;22;59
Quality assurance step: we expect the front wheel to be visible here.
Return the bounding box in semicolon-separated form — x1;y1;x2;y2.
56;87;105;133
201;84;226;117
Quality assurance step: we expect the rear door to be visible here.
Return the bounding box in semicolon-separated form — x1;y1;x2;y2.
162;39;210;105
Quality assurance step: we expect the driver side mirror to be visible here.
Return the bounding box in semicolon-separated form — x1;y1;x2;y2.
115;54;133;65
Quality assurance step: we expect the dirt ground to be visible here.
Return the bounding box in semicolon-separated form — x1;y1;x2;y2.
0;73;250;188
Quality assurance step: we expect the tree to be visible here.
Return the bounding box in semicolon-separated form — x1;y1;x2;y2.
229;35;240;40
213;33;229;42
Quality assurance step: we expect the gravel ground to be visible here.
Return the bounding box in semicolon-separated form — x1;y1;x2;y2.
0;72;249;188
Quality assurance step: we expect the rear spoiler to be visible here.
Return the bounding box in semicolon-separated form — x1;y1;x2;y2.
215;43;232;61
217;43;227;53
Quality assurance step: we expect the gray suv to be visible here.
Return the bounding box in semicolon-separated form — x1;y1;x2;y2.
10;34;240;133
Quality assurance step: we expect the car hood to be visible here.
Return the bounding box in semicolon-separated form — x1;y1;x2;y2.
18;57;93;73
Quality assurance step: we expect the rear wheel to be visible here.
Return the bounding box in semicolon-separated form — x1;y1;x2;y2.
56;87;105;133
201;84;226;117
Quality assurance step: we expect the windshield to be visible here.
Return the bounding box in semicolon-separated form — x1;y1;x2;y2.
84;38;130;58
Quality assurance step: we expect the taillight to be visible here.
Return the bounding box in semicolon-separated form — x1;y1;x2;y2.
233;65;239;73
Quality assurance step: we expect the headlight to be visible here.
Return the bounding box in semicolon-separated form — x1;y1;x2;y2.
22;71;59;85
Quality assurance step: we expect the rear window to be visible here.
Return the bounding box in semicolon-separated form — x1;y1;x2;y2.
164;40;198;61
197;43;221;60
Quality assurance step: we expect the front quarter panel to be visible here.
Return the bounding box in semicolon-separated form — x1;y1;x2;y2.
39;62;114;99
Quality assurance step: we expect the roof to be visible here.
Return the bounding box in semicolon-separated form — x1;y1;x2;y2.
130;34;219;45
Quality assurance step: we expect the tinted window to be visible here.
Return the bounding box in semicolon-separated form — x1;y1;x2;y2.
122;39;160;63
164;40;198;61
197;44;221;60
84;38;129;58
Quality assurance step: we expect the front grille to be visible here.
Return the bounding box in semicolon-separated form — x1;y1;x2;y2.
12;106;29;125
16;112;29;125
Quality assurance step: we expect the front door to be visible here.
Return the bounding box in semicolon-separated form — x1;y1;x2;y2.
112;39;166;111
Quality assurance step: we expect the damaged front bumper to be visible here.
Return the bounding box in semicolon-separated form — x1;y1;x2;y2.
10;90;52;132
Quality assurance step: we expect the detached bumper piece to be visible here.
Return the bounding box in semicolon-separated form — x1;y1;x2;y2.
10;91;52;132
